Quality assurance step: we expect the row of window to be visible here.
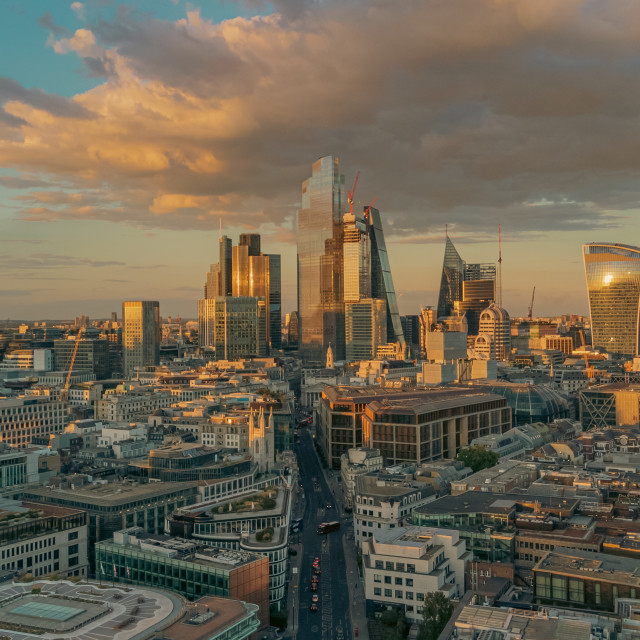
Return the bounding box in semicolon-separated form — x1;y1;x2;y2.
373;588;424;600
373;574;414;586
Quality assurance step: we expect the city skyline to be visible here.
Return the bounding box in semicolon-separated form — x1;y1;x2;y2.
3;1;640;319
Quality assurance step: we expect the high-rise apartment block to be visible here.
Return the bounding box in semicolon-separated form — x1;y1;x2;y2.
583;243;640;356
122;301;160;377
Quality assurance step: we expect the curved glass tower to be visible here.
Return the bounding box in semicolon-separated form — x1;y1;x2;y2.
583;243;640;356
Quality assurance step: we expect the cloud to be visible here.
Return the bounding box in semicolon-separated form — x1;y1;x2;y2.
37;11;70;38
0;253;126;271
3;0;640;239
71;3;85;20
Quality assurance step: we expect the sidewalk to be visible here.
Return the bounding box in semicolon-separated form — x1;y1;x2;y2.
323;467;370;640
286;478;305;639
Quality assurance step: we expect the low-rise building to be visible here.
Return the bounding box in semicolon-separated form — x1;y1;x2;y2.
96;527;270;628
0;500;87;579
341;447;384;509
534;549;640;612
354;471;436;546
363;526;469;624
0;395;66;447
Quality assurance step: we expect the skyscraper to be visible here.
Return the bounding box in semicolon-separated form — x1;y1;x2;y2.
437;235;465;320
297;156;346;360
219;235;233;297
201;233;281;354
345;298;387;361
343;212;371;303
475;303;511;361
122;301;160;377
368;207;405;349
583;243;640;356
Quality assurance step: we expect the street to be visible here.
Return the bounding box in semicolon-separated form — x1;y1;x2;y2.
288;426;353;640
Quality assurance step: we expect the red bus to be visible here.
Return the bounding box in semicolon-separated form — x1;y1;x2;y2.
317;521;340;535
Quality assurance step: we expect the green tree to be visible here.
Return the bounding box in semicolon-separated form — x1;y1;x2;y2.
418;592;454;640
456;445;499;473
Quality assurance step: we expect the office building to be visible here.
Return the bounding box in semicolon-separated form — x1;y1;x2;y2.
340;447;384;509
437;235;466;319
198;296;267;359
297;156;346;360
23;480;199;566
533;549;640;612
363;526;468;624
353;472;436;546
345;298;387;361
287;310;299;346
0;500;87;578
583;242;640;356
203;234;281;351
318;386;511;468
0;396;66;447
54;338;111;380
475;303;511;360
437;235;496;332
96;528;270;627
122;301;160;377
343;212;371;303
219;235;233;296
368;207;406;348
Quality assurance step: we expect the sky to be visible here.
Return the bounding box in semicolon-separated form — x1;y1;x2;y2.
1;0;640;321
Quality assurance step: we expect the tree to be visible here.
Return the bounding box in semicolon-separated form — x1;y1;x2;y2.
418;592;454;640
456;445;499;473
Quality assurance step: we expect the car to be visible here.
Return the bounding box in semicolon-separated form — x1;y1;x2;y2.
288;548;297;556
310;603;318;612
311;576;319;583
314;567;321;575
312;594;319;603
310;583;317;591
326;504;332;509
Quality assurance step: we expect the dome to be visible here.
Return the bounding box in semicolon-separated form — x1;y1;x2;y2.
480;303;510;323
486;382;571;427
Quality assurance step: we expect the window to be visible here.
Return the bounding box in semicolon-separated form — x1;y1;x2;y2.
568;579;584;604
384;576;392;584
68;531;79;541
407;564;415;573
552;575;566;600
384;589;392;597
406;591;413;600
595;583;601;605
406;578;414;587
68;544;79;556
374;574;382;583
395;590;403;599
395;577;402;585
417;593;424;601
374;587;382;596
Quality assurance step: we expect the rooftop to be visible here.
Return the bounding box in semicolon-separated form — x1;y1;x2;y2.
534;549;640;587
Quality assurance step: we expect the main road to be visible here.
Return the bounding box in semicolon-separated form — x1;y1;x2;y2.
291;427;352;640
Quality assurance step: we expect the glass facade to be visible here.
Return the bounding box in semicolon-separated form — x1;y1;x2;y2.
368;207;405;348
122;301;160;377
583;243;640;356
297;156;345;360
437;236;465;320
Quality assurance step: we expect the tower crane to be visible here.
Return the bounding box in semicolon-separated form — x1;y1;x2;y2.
347;171;360;215
527;287;536;320
61;327;85;405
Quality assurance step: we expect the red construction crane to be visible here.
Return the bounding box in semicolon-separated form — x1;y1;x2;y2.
527;286;536;320
61;327;85;404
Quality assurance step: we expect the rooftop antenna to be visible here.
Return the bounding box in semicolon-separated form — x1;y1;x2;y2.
497;224;503;308
445;223;448;238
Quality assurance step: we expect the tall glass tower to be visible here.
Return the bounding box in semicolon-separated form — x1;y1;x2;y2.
583;243;640;356
297;156;345;360
437;235;465;320
368;207;405;349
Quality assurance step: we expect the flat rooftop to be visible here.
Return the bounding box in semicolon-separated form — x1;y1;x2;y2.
23;480;198;507
0;580;183;640
534;549;640;587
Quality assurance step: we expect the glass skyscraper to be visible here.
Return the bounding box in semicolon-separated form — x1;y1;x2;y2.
437;235;465;320
583;242;640;356
122;301;160;377
368;207;405;349
297;156;345;360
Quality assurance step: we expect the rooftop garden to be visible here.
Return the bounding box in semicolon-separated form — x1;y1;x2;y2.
212;486;279;514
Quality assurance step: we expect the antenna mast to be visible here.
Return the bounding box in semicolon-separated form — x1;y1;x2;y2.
497;225;503;308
